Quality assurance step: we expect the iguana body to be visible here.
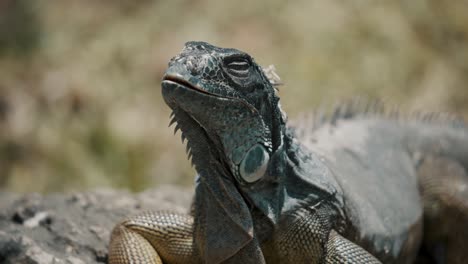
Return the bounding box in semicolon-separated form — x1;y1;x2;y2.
108;42;468;264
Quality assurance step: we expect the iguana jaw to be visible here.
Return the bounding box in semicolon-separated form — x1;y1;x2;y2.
162;77;271;184
162;75;222;98
162;73;258;115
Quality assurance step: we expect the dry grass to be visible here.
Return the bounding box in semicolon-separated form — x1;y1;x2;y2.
0;0;467;192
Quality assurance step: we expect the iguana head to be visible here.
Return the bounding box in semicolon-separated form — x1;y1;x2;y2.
162;41;285;185
161;42;339;262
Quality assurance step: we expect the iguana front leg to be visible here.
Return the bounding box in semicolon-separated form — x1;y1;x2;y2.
108;211;200;264
325;230;382;264
274;205;382;264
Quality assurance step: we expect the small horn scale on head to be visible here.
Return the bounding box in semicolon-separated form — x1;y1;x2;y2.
262;65;282;90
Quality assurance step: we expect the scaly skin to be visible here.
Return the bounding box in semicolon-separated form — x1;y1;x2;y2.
108;42;468;263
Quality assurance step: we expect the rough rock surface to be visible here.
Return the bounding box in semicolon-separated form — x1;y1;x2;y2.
0;186;438;264
0;186;193;264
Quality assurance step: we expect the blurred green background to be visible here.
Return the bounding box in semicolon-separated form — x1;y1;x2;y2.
0;0;467;193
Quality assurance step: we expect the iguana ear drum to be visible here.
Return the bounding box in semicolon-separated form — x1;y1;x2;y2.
240;144;269;183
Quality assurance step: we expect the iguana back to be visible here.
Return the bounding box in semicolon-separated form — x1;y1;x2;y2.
295;105;468;262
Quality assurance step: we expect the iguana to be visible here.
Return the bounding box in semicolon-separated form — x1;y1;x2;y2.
108;42;468;264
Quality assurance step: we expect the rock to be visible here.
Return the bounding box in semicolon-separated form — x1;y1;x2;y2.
0;186;193;263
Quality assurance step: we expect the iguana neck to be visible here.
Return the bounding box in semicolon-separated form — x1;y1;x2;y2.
240;126;345;225
175;102;344;228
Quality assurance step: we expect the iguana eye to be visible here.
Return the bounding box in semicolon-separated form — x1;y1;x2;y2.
225;57;250;77
239;144;269;183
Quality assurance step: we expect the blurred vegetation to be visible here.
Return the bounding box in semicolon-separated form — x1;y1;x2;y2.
0;0;467;193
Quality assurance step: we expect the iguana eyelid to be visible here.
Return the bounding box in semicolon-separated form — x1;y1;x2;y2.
228;60;249;68
224;56;251;77
226;64;250;77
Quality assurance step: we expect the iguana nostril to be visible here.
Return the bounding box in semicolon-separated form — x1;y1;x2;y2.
186;60;194;72
185;57;201;75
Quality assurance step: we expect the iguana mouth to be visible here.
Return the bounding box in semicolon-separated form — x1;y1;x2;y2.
162;75;217;97
162;74;258;113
